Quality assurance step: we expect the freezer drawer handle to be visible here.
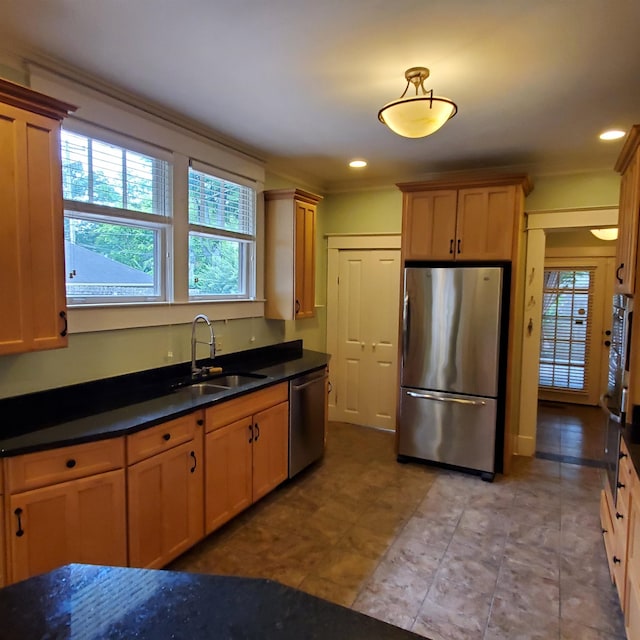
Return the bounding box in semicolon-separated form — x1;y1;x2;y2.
406;391;486;407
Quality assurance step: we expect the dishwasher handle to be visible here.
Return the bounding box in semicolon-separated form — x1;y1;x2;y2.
291;373;327;392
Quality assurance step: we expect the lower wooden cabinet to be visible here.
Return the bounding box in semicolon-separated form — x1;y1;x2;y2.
0;492;5;588
127;414;204;569
601;438;640;640
7;468;127;583
204;383;289;534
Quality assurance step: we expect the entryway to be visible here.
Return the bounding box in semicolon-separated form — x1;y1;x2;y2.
326;235;401;431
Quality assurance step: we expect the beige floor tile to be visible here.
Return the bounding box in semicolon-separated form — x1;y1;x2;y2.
167;416;625;640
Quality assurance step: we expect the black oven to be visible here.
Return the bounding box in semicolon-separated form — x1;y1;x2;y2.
603;294;632;504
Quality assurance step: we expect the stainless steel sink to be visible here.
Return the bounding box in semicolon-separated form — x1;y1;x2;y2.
209;373;267;388
186;372;267;395
187;382;229;395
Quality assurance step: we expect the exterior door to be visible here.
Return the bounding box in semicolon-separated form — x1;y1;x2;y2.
334;249;400;430
538;257;613;405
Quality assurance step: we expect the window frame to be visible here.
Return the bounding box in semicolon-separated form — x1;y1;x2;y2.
187;160;257;302
59;123;261;319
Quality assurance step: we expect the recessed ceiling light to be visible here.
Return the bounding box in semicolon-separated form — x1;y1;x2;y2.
599;130;626;141
349;159;367;168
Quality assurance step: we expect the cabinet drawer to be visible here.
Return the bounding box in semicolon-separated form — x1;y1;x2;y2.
127;413;202;465
205;383;288;432
5;438;125;493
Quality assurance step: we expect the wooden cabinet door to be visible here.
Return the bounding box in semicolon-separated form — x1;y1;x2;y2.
0;104;67;355
616;148;640;294
0;496;5;587
294;200;316;318
7;469;126;584
205;417;252;534
128;438;203;569
403;190;457;260
456;186;516;260
252;401;289;502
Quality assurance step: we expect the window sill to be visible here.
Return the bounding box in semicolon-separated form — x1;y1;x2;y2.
68;300;266;334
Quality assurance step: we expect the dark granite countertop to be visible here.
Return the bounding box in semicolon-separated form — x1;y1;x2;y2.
0;341;330;457
0;564;424;639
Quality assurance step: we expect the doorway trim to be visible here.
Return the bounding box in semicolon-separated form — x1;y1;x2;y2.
326;233;401;418
516;207;618;456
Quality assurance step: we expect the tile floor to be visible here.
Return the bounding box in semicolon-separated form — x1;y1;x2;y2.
169;412;625;640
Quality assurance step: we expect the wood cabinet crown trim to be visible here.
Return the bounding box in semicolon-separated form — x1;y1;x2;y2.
0;77;76;120
264;188;323;205
397;173;533;196
615;125;640;174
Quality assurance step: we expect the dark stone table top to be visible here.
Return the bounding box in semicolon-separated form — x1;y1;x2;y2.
0;564;425;639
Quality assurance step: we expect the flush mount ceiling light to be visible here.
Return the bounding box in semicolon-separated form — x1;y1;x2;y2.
378;66;457;138
349;159;367;168
590;227;618;241
599;130;626;141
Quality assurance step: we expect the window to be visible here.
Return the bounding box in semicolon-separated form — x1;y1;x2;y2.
61;130;171;304
539;268;594;394
188;162;256;300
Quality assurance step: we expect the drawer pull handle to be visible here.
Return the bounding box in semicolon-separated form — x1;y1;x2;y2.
15;508;24;537
163;433;171;442
620;452;628;460
248;424;254;443
618;482;626;489
614;556;622;564
602;527;608;534
254;423;260;441
66;459;77;469
197;419;204;426
616;512;624;520
190;451;197;473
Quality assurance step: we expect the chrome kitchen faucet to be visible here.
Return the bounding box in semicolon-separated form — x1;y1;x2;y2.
191;314;216;378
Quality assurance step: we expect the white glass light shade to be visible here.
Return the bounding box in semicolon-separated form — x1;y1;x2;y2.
378;95;457;138
590;228;618;241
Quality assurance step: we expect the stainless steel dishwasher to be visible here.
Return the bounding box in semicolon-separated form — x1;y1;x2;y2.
289;368;328;478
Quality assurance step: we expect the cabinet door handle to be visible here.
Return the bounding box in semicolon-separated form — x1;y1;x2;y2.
248;424;254;443
295;299;301;314
190;451;197;473
618;481;626;489
163;433;171;442
616;512;624;520
59;311;68;337
197;419;204;426
254;423;260;441
616;263;624;284
449;239;454;254
457;239;461;254
613;555;622;564
14;508;24;537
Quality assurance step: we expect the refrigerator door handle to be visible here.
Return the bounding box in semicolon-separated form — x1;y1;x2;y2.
402;293;410;361
406;390;487;407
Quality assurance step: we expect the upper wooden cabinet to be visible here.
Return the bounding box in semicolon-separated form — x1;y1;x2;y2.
614;125;640;295
0;79;75;355
398;175;532;262
264;188;322;319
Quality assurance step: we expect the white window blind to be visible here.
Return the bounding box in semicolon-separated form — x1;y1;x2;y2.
187;161;256;299
539;268;595;394
61;130;171;303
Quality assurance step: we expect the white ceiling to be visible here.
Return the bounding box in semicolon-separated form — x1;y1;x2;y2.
1;0;639;192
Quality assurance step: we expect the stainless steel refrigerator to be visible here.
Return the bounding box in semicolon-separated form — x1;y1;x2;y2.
398;265;506;480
